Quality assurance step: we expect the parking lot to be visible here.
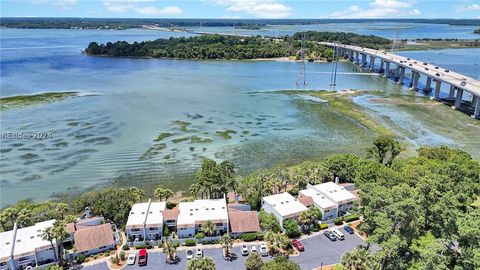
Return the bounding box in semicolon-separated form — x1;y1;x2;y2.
83;230;367;270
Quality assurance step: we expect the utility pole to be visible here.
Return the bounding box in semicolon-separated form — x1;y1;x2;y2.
296;33;307;86
330;42;339;91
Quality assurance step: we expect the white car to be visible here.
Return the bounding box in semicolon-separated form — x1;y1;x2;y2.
259;244;268;256
127;253;136;265
241;244;249;256
250;245;258;253
186;249;194;260
196;248;203;257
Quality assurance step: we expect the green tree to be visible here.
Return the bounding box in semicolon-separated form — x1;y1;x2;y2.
261;256;300;270
201;220;217;237
367;135;403;166
55;203;69;220
258;210;281;233
324;154;360;182
283;219;300;238
264;231;289;255
42;226;58;261
246;253;264;270
16;208;32;227
162;240;177;263
219;234;233;257
189;183;201;199
54;220;68;266
154;187;166;201
186;257;215;270
409;232;450;270
128;187;145;203
3;207;18;225
340;247;379;270
163;189;174;201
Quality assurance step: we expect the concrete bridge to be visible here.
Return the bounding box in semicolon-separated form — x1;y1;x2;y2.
319;42;480;119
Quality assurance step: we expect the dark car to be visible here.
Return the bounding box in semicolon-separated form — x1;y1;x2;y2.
425;68;429;71
436;73;441;76
291;239;305;252
138;249;148;266
343;225;355;234
445;69;450;73
423;62;428;65
435;66;439;69
460;81;466;86
409;64;413;66
407;57;411;60
324;230;337;241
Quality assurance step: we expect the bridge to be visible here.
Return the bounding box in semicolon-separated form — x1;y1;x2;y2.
319;42;480;119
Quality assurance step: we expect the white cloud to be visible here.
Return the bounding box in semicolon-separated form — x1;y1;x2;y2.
206;0;292;19
324;0;421;18
31;0;77;9
135;6;182;15
103;0;182;15
457;3;480;12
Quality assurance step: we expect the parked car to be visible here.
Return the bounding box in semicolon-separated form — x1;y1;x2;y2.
291;239;305;252
407;57;411;60
423;62;428;65
425;68;429;71
196;248;203;257
343;225;355;234
250;245;258;253
241;244;249;256
324;230;337;241
409;64;413;66
434;66;439;69
259;244;268;256
445;69;450;73
332;229;345;241
436;73;441;76
186;249;194;260
127;253;136;265
138;249;148;267
460;81;466;86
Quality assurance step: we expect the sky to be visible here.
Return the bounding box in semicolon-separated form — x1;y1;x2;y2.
1;0;480;19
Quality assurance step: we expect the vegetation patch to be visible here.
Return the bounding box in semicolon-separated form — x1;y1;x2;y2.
153;132;174;142
216;130;237;139
139;143;167;160
1;92;79;110
172;120;191;131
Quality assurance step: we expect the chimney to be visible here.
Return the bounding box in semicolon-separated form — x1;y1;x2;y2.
335;177;340;185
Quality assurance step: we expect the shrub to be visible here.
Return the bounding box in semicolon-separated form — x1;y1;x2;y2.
110;257;119;265
122;244;130;251
120;251;126;261
344;214;360;223
166;201;176;209
334;217;344;225
195;232;205;239
163;226;170;237
103;251;109;257
320;223;329;230
84;258;90;263
256;231;265;240
312;223;320;232
284;219;300;238
135;243;146;249
76;254;86;264
185;239;197;246
242;232;257;242
93;255;98;260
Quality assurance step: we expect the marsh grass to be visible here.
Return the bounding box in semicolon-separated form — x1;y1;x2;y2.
0;92;78;110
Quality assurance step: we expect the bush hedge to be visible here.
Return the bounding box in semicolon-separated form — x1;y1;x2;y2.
122;244;130;251
76;254;86;264
185;239;197;246
242;232;257;242
256;231;265;240
334;217;344;225
195;232;205;239
320;223;329;230
344;214;360;222
120;251;126;261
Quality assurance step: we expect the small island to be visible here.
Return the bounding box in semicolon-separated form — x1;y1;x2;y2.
85;31;392;61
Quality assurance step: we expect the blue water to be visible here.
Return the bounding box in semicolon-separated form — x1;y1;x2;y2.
1;27;479;205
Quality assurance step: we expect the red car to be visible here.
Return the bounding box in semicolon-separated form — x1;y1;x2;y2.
138;249;148;266
291;239;304;252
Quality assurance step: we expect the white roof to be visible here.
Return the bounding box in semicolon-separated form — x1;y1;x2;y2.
312;182;357;204
145;202;166;226
299;188;337;210
0;220;57;262
262;192;308;218
177;199;228;226
126;201;166;228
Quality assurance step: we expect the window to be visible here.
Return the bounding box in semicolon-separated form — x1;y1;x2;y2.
216;223;223;226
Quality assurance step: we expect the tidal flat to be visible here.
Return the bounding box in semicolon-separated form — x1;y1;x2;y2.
0;92;78;110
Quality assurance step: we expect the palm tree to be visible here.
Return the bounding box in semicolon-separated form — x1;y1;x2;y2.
264;231;288;255
219;234;233;257
163;189;174;201
298;211;313;233
189;183;200;199
154;187;165;201
55;203;68;220
42;227;58;261
16;208;32;227
0;213;7;231
128;187;145;203
201;220;217;237
54;220;68;266
227;177;239;198
162;240;177;263
186;257;215;270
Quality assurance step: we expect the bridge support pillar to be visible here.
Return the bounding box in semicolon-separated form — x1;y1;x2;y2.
431;80;441;100
472;96;480;119
397;67;405;85
369;56;375;71
379;60;385;74
410;71;420;90
355;52;360;63
424;76;432;92
361;54;367;67
384;61;391;77
448;85;456;100
349;50;354;61
453;88;463;110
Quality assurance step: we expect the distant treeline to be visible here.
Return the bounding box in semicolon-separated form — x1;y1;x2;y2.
1;17;479;29
85;31;392;61
475;28;480;34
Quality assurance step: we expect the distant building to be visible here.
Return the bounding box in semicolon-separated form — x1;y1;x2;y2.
126;200;166;241
228;207;260;238
299;181;357;220
176;199;229;239
261;192;308;227
0;220;58;270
